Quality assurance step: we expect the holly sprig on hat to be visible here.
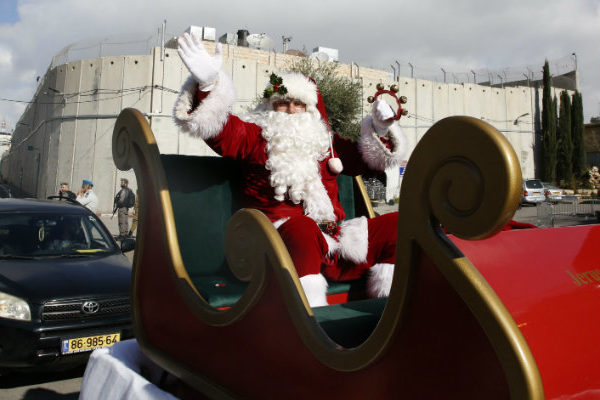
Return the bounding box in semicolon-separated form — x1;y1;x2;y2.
263;73;288;98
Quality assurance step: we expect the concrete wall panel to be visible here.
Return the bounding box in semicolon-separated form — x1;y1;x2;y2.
489;87;507;133
448;84;465;116
44;109;61;196
153;48;185;155
415;79;433;143
55;61;82;198
433;83;450;122
397;78;417;159
44;64;68;197
92;56;125;212
150;49;178;155
71;58;100;203
231;59;258;115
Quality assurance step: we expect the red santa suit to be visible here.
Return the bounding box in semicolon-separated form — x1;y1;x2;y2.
174;71;406;307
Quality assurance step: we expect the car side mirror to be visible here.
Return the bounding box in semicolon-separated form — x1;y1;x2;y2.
120;237;136;253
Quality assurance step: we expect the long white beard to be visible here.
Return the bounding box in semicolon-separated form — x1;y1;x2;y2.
242;110;336;222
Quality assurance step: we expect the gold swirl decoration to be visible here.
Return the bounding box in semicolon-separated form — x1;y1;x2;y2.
408;116;523;239
112;108;268;327
112;118;133;172
393;116;543;398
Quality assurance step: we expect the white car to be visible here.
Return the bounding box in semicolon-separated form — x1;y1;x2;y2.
521;179;545;205
543;183;564;203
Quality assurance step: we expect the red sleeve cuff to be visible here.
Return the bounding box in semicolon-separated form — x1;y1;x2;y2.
187;87;211;115
379;136;394;150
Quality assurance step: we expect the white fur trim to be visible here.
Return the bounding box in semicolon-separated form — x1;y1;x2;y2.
173;70;236;140
272;217;290;230
323;216;368;264
358;117;407;171
367;263;395;298
299;273;329;307
324;233;340;256
267;73;318;107
337;217;368;264
327;158;344;174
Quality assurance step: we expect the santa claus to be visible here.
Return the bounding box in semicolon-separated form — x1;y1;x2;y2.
174;32;407;307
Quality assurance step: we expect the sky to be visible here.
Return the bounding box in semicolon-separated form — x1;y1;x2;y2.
0;0;599;131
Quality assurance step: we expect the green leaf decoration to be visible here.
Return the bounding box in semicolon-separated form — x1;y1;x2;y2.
263;87;275;98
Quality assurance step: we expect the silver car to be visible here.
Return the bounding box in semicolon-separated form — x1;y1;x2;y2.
521;179;545;205
543;183;564;203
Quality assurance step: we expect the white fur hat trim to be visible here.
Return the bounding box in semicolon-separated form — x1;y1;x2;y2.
266;73;318;107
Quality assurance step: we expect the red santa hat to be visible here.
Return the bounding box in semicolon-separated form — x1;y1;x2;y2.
262;73;330;129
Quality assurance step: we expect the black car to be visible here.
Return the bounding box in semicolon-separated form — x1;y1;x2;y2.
0;198;134;370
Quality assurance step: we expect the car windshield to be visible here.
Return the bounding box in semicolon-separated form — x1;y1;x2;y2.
0;212;118;258
525;180;543;189
545;184;559;190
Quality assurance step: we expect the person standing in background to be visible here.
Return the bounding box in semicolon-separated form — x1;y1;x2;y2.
58;182;76;201
128;190;139;238
76;180;99;213
113;178;135;240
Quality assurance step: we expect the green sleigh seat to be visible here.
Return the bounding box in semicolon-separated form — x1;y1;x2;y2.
161;154;374;309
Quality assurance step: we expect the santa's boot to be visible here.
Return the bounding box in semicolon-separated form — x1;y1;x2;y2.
367;263;395;298
299;273;329;307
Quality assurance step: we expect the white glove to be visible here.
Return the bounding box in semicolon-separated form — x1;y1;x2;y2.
177;32;223;90
371;99;396;136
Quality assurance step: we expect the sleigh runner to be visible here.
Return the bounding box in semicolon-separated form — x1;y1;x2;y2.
112;107;600;399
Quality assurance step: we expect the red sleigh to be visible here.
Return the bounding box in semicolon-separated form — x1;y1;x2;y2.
113;108;600;399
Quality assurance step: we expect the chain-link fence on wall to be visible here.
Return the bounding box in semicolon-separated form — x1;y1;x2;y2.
49;29;578;90
389;54;577;90
50;31;177;69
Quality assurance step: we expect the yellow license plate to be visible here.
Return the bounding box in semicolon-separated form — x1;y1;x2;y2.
61;333;120;354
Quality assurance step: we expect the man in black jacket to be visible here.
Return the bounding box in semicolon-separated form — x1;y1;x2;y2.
58;183;76;201
113;178;135;240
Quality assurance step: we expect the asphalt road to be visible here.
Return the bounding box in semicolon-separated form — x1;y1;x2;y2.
0;366;84;400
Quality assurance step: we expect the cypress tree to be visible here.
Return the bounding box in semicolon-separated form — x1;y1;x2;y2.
541;61;557;183
557;90;573;184
571;90;585;177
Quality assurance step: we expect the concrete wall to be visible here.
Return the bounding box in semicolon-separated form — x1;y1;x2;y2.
5;42;556;209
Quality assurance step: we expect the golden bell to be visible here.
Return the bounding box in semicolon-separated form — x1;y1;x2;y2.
401;109;409;116
367;96;375;104
399;95;408;104
390;84;399;93
376;83;385;91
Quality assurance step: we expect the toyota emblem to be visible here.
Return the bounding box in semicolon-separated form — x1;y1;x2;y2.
82;301;100;314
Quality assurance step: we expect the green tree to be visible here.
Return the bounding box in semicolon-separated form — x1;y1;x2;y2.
541;61;557;183
556;90;573;185
571;90;585;177
287;58;363;141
